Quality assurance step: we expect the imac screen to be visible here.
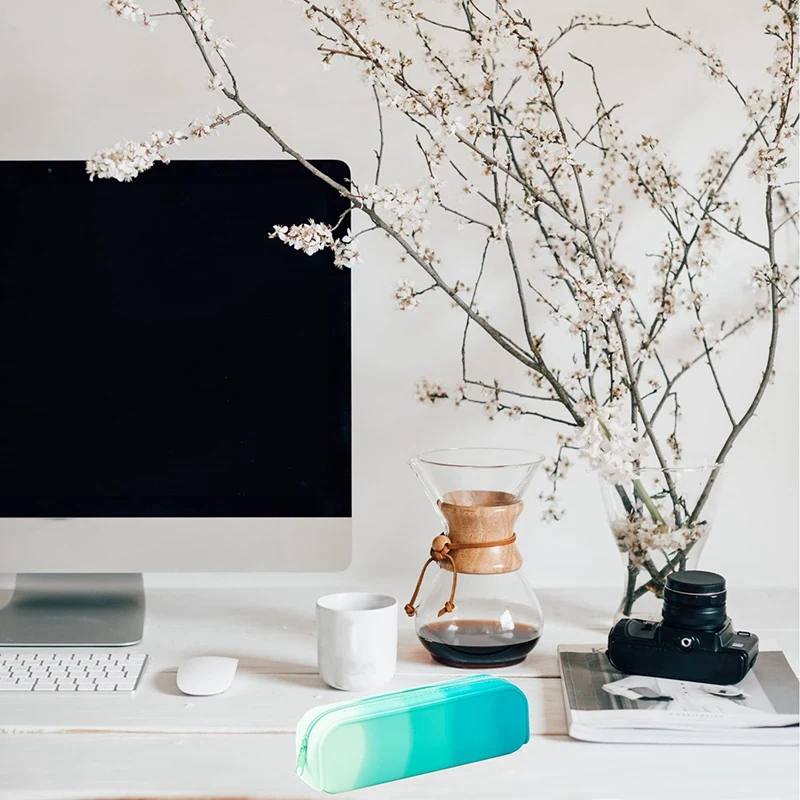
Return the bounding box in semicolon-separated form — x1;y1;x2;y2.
0;160;351;518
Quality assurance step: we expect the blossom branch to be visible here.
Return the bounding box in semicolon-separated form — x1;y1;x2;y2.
92;0;797;559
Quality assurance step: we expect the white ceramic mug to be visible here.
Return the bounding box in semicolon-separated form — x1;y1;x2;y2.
316;592;398;691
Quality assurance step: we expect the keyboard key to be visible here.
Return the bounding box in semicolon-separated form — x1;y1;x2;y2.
33;683;58;692
77;684;96;691
115;681;137;691
56;684;77;691
95;683;118;692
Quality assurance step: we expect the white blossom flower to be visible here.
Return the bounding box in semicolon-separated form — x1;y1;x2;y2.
539;492;565;523
107;0;157;29
332;234;361;268
576;278;626;324
749;263;798;299
380;0;423;21
359;179;440;237
612;517;704;557
505;404;523;421
213;36;233;52
446;117;466;136
744;88;770;120
573;402;649;484
483;398;500;419
186;1;213;34
211;108;231;127
490;222;509;240
107;0;142;22
207;75;223;92
270;220;334;256
394;278;420;311
590;203;613;224
748;143;787;182
271;222;362;267
86;127;188;182
414;378;448;405
692;322;713;341
666;434;683;461
187;119;213;138
627;135;680;208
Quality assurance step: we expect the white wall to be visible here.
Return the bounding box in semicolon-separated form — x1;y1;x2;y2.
1;1;796;590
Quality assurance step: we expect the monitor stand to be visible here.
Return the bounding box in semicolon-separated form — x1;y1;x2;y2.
0;573;145;646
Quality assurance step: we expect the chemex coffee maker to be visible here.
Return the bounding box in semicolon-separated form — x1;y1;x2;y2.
405;448;545;668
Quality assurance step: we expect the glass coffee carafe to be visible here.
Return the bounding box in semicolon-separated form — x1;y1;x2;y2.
405;448;545;668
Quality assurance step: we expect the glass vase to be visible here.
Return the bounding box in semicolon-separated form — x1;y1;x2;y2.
407;448;544;668
599;464;724;623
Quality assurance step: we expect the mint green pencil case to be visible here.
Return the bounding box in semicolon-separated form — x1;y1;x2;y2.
295;675;529;794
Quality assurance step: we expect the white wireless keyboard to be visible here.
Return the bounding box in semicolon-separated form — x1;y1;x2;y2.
0;651;148;692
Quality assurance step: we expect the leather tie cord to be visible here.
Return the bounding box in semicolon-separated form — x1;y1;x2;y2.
404;533;517;618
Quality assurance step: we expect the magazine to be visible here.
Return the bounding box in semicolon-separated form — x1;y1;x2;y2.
558;645;799;745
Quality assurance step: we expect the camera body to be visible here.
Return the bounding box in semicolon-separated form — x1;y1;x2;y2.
607;617;759;684
606;570;759;685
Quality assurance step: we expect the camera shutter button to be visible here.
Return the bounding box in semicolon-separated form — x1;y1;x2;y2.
679;636;694;650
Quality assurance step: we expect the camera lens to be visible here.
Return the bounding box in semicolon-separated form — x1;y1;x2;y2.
662;570;727;631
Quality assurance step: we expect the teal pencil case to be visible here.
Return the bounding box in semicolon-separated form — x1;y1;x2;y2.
295;675;529;793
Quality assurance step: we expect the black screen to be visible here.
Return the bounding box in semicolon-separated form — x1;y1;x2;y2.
0;160;351;518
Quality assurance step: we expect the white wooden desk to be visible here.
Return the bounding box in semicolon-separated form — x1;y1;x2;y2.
0;585;797;800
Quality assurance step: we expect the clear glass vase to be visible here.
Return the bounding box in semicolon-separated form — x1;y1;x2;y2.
407;448;544;668
599;464;724;623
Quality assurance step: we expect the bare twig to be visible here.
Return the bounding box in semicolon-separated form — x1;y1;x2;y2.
690;184;783;524
372;85;384;185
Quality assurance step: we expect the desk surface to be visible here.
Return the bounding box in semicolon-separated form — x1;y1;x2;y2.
0;584;797;800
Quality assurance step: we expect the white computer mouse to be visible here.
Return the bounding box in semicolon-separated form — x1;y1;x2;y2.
176;656;238;696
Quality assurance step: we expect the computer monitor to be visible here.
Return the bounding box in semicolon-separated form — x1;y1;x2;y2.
0;160;352;645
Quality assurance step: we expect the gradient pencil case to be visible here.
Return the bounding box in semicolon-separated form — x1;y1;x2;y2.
295;674;529;793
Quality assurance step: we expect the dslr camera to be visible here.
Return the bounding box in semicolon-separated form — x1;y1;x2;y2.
607;570;758;685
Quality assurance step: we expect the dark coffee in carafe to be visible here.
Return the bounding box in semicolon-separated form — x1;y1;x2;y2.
418;619;541;668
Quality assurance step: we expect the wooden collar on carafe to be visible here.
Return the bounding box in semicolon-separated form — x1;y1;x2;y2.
405;491;523;619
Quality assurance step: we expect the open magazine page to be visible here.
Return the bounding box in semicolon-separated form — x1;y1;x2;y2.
558;646;799;745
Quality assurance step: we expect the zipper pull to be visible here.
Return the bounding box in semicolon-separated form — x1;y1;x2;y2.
295;737;309;777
